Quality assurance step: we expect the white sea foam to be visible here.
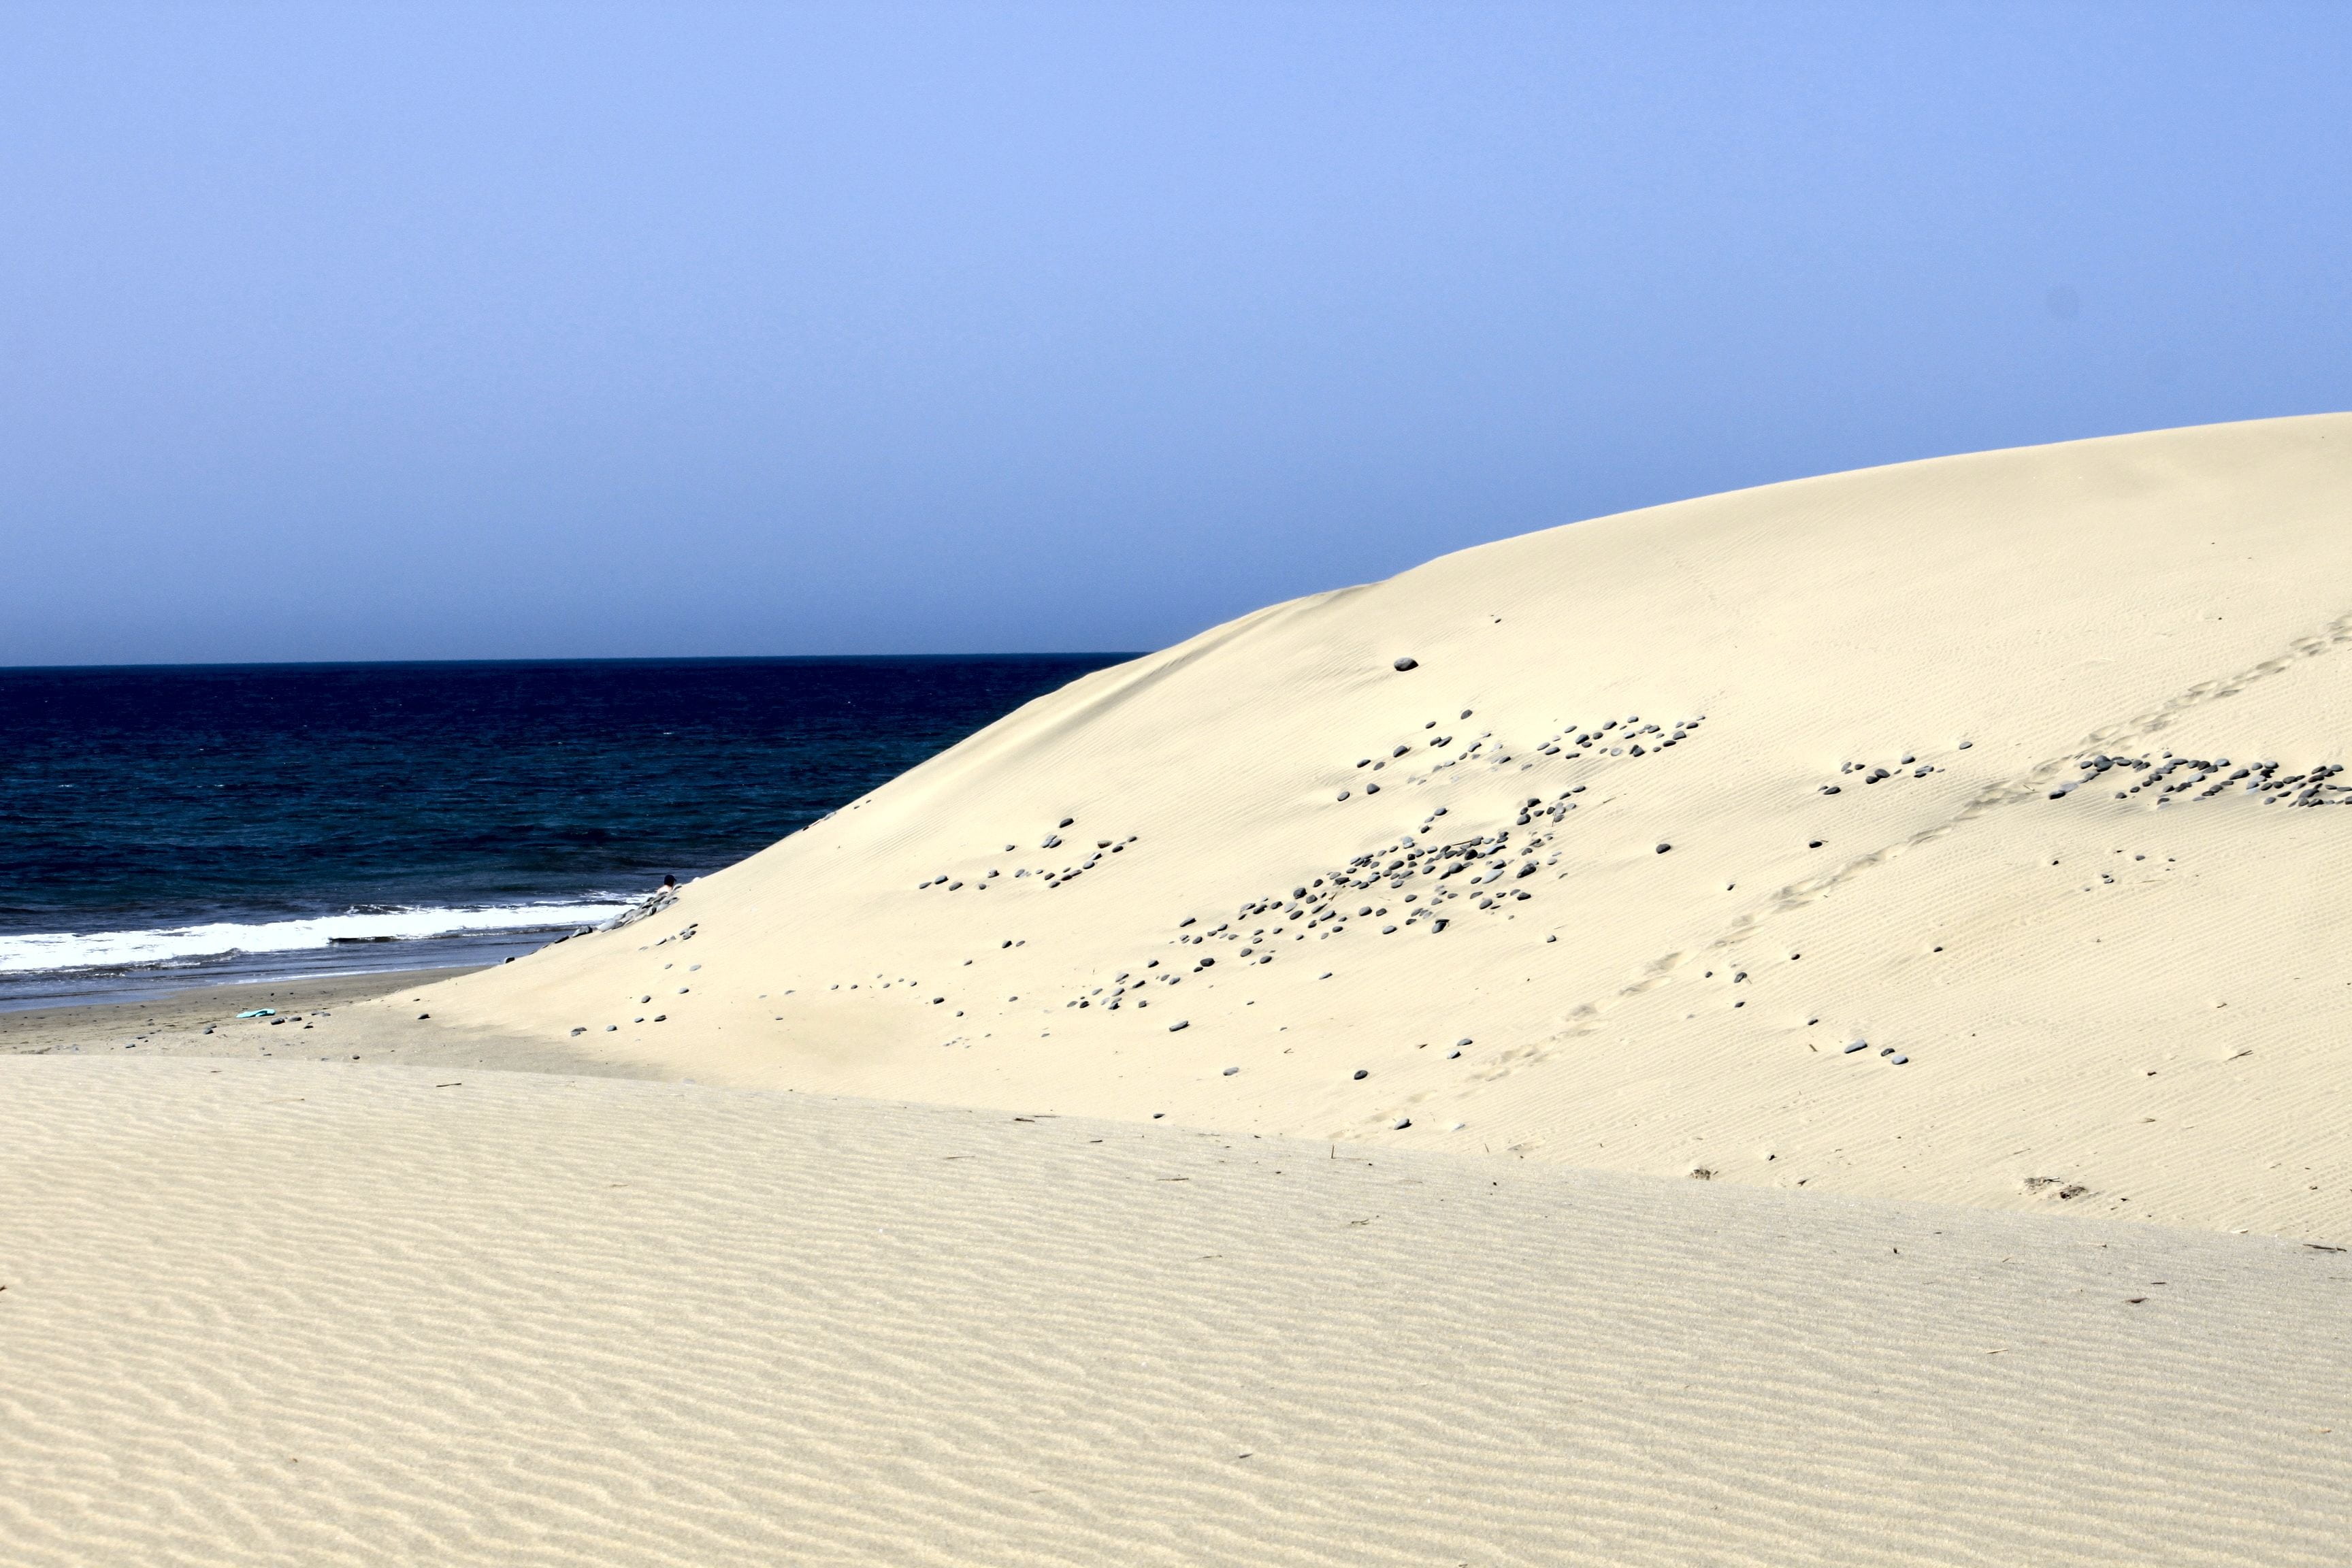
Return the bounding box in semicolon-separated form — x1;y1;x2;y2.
0;902;632;975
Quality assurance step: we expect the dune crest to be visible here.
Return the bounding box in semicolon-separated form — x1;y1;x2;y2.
412;413;2352;1241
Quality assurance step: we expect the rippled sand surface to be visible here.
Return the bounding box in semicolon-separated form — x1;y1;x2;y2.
4;1057;2346;1567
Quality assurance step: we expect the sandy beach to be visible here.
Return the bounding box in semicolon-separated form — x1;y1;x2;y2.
11;416;2352;1561
0;968;657;1080
5;1057;2346;1567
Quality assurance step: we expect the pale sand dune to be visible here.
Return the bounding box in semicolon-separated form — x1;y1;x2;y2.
404;413;2352;1241
3;1057;2347;1567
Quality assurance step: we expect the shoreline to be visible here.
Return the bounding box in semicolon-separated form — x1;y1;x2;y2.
0;925;606;1013
0;966;668;1081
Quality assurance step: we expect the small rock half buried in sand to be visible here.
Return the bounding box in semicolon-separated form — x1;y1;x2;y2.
1393;656;1418;671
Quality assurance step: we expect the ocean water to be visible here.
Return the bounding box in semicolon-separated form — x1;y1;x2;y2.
0;656;1130;1009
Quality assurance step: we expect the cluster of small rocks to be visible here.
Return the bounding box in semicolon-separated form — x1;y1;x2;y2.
1343;711;1705;802
2053;751;2352;806
915;817;1142;893
1054;708;1715;1013
1818;749;1944;795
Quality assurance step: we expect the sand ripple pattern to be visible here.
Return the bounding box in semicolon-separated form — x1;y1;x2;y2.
1;1059;2347;1567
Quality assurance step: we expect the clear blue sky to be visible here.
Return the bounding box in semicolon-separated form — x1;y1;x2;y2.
5;3;2348;666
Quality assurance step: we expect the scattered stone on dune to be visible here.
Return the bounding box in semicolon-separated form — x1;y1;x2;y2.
1222;1065;1239;1075
1890;1054;1910;1064
1393;1117;1412;1129
1393;656;1418;671
1169;1020;1189;1031
1354;1069;1369;1080
1844;1041;1868;1054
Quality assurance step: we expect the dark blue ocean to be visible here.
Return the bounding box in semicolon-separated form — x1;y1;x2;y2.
0;656;1130;1007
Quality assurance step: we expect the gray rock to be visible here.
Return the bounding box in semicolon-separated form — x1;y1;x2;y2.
1393;656;1419;671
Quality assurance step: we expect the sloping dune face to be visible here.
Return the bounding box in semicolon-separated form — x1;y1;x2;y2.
421;414;2352;1240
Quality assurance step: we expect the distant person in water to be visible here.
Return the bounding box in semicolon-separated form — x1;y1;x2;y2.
662;875;676;889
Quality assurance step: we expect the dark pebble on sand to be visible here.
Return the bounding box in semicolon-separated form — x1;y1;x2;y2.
1393;657;1418;671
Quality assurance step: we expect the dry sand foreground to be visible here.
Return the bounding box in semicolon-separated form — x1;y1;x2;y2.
3;1057;2347;1567
10;414;2352;1563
